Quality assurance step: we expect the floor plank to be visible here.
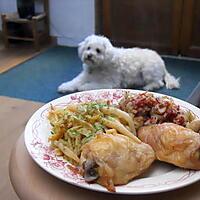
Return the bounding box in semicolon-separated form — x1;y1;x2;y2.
0;40;54;74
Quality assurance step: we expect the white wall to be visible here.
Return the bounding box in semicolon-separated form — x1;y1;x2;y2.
0;0;95;46
50;0;95;46
0;0;17;12
0;0;17;28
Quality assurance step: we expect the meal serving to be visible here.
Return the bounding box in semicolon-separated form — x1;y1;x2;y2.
47;92;200;192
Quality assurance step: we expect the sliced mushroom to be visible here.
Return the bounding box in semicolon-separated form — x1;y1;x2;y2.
82;159;99;182
186;119;200;133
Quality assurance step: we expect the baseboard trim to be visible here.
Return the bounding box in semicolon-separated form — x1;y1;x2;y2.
162;54;200;62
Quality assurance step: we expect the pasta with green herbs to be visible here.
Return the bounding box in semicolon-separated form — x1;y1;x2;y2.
48;101;137;164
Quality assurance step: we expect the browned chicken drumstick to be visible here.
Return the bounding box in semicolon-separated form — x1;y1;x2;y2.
80;132;155;192
138;123;200;170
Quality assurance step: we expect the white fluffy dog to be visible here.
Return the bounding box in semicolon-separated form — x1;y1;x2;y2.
58;35;180;93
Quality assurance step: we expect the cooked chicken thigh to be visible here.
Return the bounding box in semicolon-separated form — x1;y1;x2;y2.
138;123;200;170
80;132;155;192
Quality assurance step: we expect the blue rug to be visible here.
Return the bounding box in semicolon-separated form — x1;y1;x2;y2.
0;46;199;103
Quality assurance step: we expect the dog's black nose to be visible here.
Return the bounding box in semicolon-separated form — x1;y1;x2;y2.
87;54;92;60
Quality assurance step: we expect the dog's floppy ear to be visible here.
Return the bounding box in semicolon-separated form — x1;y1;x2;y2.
102;36;112;50
78;40;85;58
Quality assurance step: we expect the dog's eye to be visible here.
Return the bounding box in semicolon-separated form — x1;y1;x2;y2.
96;48;101;53
87;46;91;50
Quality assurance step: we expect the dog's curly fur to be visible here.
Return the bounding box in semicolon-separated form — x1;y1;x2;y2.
58;35;180;93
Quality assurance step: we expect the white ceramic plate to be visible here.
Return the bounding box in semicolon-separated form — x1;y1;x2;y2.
24;89;200;194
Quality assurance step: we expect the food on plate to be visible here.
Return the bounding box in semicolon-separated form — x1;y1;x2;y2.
138;123;200;170
118;92;195;129
47;91;200;192
80;131;155;192
47;101;137;164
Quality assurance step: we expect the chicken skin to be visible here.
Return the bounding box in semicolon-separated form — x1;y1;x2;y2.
138;123;200;170
80;132;155;192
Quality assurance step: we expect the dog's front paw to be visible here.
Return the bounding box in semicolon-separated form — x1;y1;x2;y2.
143;81;164;91
143;85;153;91
57;82;77;93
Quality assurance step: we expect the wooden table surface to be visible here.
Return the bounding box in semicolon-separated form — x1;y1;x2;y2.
0;96;43;200
9;133;200;200
1;96;200;200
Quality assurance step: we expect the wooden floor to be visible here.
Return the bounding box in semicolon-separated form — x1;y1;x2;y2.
0;40;54;74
